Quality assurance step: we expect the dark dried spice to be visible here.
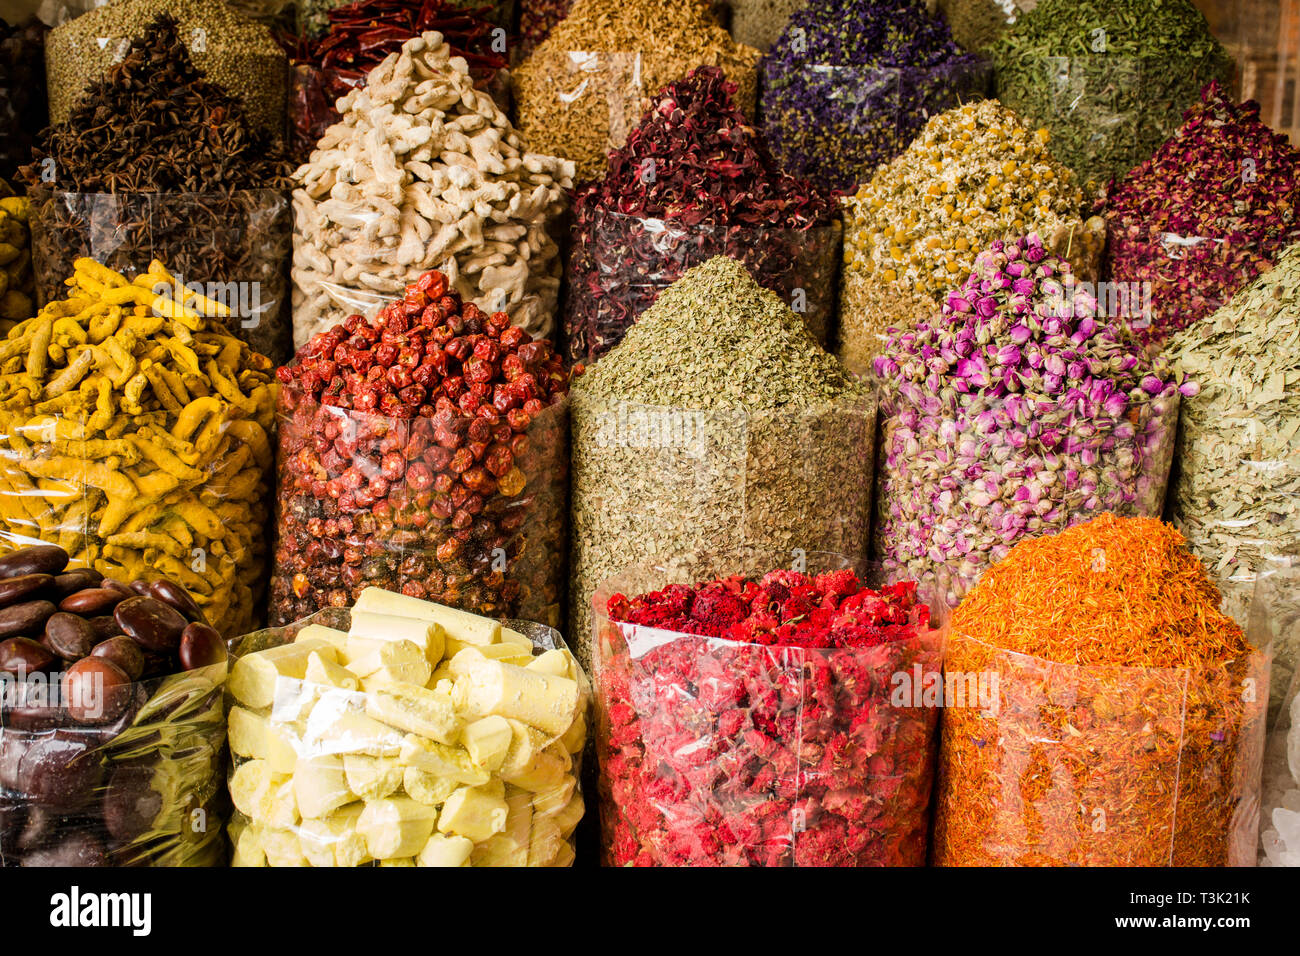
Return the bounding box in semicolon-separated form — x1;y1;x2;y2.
0;18;48;182
284;0;509;163
564;66;837;363
1101;83;1300;348
19;15;295;363
517;0;573;59
760;0;989;196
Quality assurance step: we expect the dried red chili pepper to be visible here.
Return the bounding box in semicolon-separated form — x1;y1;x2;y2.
596;566;942;866
271;270;570;627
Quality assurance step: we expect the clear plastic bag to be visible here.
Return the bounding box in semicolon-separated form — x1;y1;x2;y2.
569;395;876;671
27;188;293;364
874;387;1178;607
1258;658;1300;866
593;547;945;866
760;58;991;195
1;660;228;866
933;621;1270;866
564;210;840;362
270;388;569;630
994;54;1231;191
226;607;586;867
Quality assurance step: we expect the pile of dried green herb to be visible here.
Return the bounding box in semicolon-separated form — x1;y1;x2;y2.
568;255;873;669
991;0;1232;191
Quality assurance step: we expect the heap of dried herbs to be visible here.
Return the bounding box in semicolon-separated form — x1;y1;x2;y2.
934;0;1035;54
512;0;760;180
838;98;1103;373
569;256;874;670
21;15;294;363
1102;85;1300;348
284;0;508;163
934;513;1269;867
760;0;989;196
564;66;836;362
991;0;1232;192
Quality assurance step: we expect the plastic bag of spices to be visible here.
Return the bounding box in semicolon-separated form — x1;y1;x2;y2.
0;259;279;638
594;547;945;866
28;189;293;365
1258;651;1300;866
225;598;587;867
872;234;1186;606
271;269;570;630
933;514;1271;867
0;544;229;867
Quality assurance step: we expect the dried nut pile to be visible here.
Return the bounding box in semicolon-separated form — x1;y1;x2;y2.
0;258;278;636
272;269;569;628
991;0;1231;191
597;563;940;866
936;514;1268;867
22;15;295;365
564;66;836;363
0;182;32;329
1167;244;1300;710
761;0;989;197
838;99;1103;374
292;32;575;346
0;549;228;868
228;590;587;867
45;0;287;137
569;255;874;670
511;0;760;181
1102;85;1300;348
872;234;1190;605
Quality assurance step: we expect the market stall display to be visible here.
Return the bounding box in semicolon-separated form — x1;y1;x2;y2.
0;257;277;637
272;269;569;629
760;0;989;197
990;0;1232;192
292;31;573;345
1101;85;1300;348
44;0;287;138
285;0;508;165
23;15;295;365
837;98;1103;373
227;588;587;866
0;180;32;330
595;548;942;866
0;544;228;867
933;514;1270;867
511;0;760;181
872;234;1188;606
564;66;838;363
569;255;874;670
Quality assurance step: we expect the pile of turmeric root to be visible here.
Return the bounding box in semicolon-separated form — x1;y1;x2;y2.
0;257;278;634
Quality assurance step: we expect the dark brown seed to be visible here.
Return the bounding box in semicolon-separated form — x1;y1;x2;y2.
89;636;145;681
49;568;103;599
99;578;135;598
148;578;204;622
0;600;56;638
129;580;152;596
16;730;103;809
2;680;65;731
59;587;128;615
114;596;186;653
42;612;97;661
179;622;226;670
63;657;132;724
0;545;69;579
0;636;56;675
87;615;122;641
0;574;53;608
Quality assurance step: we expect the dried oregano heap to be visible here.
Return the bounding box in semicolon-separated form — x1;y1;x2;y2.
992;0;1231;191
569;256;873;669
1166;244;1300;704
838;99;1103;374
512;0;760;180
1102;85;1300;348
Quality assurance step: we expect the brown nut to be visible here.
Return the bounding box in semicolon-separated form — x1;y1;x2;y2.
147;578;205;623
0;636;57;675
63;657;132;724
179;622;226;670
59;588;127;615
114;597;186;653
0;600;57;638
89;637;145;681
0;574;54;608
0;545;69;579
42;612;97;662
49;568;104;599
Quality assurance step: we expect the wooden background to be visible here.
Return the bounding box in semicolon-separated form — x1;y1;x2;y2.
1195;0;1300;142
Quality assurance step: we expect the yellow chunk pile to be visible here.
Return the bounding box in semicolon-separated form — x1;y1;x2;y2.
0;257;277;634
0;185;34;328
837;99;1105;374
227;588;588;867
